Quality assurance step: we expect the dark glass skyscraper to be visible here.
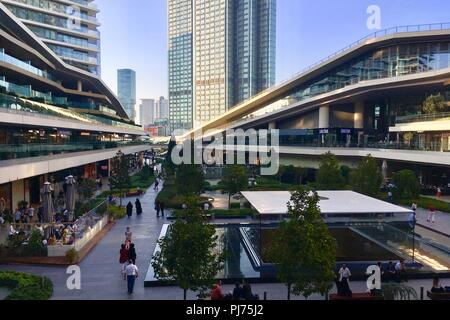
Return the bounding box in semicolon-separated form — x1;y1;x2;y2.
168;0;276;133
117;69;137;121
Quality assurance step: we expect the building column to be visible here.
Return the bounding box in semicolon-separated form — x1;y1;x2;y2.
268;121;277;130
354;101;364;129
77;80;83;92
319;104;330;129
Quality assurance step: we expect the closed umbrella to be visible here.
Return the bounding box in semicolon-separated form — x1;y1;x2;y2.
42;182;55;223
65;175;76;222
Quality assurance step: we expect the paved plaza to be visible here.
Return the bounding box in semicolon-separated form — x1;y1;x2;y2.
1;182;450;300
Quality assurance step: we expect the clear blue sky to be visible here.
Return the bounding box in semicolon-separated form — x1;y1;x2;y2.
97;0;450;103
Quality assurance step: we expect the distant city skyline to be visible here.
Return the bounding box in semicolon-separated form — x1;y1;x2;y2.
97;0;450;106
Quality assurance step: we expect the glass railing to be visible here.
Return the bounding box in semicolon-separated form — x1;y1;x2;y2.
396;112;450;124
0;92;143;132
0;141;148;161
352;224;450;271
278;140;449;152
0;50;57;82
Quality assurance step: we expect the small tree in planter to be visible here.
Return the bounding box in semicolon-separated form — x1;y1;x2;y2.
175;164;205;196
266;186;336;300
152;199;223;300
221;165;247;209
109;150;131;206
391;170;421;200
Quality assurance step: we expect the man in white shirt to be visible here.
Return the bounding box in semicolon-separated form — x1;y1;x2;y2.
125;259;139;294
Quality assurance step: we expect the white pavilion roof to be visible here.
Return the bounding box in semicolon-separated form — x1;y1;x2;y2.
241;190;413;215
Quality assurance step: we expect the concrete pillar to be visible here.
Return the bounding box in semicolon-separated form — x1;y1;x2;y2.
77;80;83;92
268;121;277;130
319;105;330;129
354;101;364;129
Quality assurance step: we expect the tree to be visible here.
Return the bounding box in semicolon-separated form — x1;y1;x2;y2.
340;165;352;185
140;164;153;182
221;165;248;209
175;164;205;196
152;199;223;300
109;150;131;204
316;152;345;190
391;170;421;200
266;186;336;300
422;94;448;114
278;165;305;185
403;132;414;147
350;155;383;197
77;178;96;201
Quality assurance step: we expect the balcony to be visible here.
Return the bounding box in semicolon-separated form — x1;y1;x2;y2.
0;49;57;82
0;92;143;132
396;112;450;124
0;140;147;161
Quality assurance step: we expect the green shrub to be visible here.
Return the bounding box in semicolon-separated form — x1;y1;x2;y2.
0;271;53;300
210;208;254;217
392;170;420;200
397;196;450;213
108;205;126;220
65;248;79;264
230;202;241;209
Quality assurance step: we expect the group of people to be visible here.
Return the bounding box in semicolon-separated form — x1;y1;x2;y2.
126;199;143;218
379;260;408;283
209;280;259;301
336;261;409;297
119;227;139;295
13;203;44;224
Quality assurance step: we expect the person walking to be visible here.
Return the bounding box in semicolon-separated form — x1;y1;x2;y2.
27;206;35;223
135;199;143;216
125;259;139;294
125;227;132;242
14;208;21;224
155;201;161;217
128;243;137;264
160;201;165;217
126;202;133;219
427;205;436;223
154;179;160;191
119;244;129;280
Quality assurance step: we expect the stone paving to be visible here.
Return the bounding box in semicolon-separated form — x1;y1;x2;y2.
1;183;450;300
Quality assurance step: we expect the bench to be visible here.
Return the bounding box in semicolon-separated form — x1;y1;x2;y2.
427;291;450;300
330;293;383;300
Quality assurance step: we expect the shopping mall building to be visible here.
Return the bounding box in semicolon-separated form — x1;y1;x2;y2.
186;23;450;191
0;4;149;212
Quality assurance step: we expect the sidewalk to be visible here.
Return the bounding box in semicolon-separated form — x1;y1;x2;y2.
415;207;450;237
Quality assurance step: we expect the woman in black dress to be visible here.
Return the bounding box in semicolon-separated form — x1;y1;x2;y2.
126;202;133;218
135;199;143;216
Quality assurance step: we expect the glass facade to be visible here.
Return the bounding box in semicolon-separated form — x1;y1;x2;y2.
168;0;193;132
117;69;137;121
2;0;101;75
0;126;139;161
168;0;276;132
244;41;450;120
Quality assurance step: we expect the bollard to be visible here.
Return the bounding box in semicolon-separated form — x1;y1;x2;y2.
264;292;267;300
325;291;329;301
420;287;424;300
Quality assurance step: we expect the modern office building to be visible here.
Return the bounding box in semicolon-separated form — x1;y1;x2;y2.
156;96;169;120
139;98;155;127
117;69;137;121
0;0;102;75
186;24;450;188
0;4;148;213
168;0;276;133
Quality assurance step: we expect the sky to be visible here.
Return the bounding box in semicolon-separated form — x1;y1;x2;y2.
97;0;450;105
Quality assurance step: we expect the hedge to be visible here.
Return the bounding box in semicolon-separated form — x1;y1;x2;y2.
397;197;450;213
0;271;53;300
